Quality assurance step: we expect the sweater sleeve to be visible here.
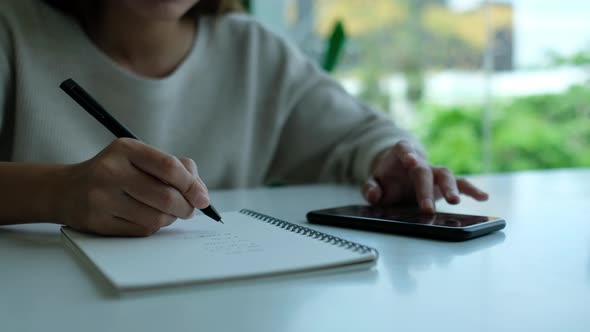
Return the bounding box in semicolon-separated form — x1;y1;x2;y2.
264;32;421;185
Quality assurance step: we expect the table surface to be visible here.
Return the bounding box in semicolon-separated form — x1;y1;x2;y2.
1;168;589;332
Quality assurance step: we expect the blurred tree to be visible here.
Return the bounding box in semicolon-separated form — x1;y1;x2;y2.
417;105;484;174
548;48;590;67
417;85;590;174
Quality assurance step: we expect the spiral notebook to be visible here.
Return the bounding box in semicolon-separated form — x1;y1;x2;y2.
61;209;378;291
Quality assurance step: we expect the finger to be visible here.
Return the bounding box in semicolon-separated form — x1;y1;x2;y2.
114;193;178;230
362;177;382;205
122;168;195;219
119;139;208;208
457;178;489;201
433;166;461;204
411;162;435;213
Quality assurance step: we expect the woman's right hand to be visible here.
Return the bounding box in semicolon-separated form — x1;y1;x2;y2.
57;138;209;237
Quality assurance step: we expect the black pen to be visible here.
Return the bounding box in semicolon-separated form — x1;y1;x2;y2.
60;78;223;224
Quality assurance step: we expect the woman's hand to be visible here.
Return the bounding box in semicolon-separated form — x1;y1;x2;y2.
57;138;209;236
362;140;489;213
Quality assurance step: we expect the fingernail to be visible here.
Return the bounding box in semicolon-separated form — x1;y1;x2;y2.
421;199;435;212
366;177;378;188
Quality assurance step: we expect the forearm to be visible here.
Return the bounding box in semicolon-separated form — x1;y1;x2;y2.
269;64;425;184
0;162;68;225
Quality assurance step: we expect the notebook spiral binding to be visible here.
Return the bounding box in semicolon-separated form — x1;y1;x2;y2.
240;209;378;257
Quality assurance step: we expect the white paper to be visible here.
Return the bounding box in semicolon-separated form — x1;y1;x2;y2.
61;211;377;290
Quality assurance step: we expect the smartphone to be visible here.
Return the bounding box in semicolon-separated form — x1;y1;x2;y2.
307;205;505;241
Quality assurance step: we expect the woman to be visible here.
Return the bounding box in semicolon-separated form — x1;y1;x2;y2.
0;0;488;236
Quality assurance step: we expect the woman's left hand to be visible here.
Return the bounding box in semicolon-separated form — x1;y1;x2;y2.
362;140;489;213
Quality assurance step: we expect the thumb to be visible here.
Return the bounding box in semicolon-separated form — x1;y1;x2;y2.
362;177;382;205
178;157;208;191
374;143;419;177
178;157;197;176
178;157;209;212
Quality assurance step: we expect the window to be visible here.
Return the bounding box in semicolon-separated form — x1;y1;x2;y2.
253;0;590;174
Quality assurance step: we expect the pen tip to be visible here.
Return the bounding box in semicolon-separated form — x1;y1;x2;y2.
219;219;224;224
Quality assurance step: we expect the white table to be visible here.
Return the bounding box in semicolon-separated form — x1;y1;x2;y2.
1;168;589;332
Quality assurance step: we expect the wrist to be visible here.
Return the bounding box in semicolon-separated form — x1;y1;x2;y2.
0;163;71;224
24;163;73;224
44;163;75;224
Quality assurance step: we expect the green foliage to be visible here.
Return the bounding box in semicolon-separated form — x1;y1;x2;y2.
415;85;590;174
417;105;484;174
548;48;590;66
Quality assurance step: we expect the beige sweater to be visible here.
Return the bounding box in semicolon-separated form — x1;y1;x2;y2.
0;0;415;189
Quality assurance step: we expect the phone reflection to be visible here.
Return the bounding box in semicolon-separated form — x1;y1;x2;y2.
329;205;494;227
380;231;506;293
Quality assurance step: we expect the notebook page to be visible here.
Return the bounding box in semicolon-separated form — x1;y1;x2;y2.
61;211;376;290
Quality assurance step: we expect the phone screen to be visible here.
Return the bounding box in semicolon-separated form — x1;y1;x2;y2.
325;205;498;228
